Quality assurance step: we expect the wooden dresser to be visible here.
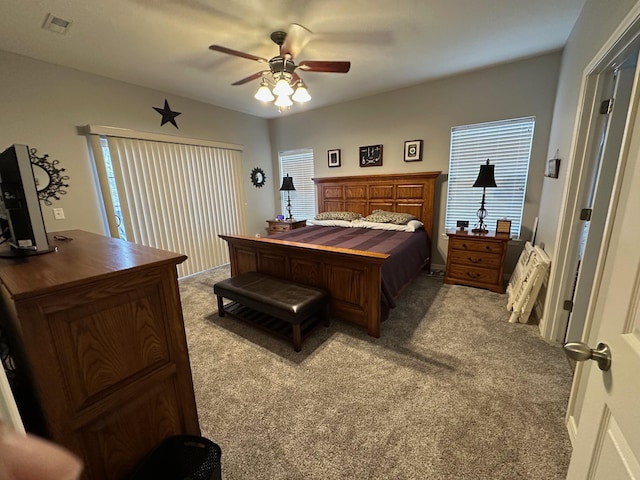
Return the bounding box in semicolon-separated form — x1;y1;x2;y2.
0;230;200;479
266;219;306;235
444;229;510;293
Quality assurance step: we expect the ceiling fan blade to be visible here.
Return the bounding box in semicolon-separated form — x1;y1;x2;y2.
297;60;351;73
209;45;268;63
281;23;313;58
231;71;266;86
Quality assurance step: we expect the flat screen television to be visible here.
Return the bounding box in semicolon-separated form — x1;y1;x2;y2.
0;144;53;257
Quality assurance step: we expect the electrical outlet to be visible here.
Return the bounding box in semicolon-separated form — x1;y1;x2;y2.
53;208;65;220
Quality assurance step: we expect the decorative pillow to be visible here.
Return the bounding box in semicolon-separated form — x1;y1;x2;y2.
314;211;362;221
363;210;418;225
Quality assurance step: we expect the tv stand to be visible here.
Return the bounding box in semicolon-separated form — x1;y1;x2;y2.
0;230;200;479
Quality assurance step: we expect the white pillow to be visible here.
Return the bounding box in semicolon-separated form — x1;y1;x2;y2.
352;219;424;232
307;219;354;228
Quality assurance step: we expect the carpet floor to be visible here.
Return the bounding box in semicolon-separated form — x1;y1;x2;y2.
178;266;573;480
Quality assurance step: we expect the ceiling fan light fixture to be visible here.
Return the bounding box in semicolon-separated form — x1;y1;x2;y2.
273;77;293;96
292;82;311;103
275;94;293;108
254;81;275;102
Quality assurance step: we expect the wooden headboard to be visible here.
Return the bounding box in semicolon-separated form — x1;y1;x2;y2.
313;172;441;242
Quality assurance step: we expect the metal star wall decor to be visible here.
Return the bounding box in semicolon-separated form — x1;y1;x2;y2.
153;99;181;129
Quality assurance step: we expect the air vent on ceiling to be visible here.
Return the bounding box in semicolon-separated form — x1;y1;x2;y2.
42;13;72;35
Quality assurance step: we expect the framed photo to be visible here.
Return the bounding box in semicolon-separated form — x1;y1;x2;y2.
546;158;560;178
359;144;383;167
496;219;512;235
328;149;341;168
404;140;423;162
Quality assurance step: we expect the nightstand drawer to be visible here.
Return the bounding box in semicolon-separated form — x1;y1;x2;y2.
266;219;306;235
447;264;500;284
450;237;504;255
448;249;502;269
269;223;292;233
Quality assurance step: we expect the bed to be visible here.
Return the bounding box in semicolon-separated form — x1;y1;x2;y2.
219;172;440;338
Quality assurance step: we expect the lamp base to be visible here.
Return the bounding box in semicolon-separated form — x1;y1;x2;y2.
472;227;488;234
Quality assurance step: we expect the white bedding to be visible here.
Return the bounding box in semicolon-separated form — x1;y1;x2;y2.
307;218;424;232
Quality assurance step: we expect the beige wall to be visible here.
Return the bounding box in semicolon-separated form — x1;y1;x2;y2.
268;52;562;269
0;50;274;239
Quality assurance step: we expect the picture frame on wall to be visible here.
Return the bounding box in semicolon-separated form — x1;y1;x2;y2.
404;139;423;162
328;149;341;167
359;144;383;167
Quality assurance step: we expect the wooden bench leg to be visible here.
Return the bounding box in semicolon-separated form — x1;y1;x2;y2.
217;295;225;316
292;323;302;352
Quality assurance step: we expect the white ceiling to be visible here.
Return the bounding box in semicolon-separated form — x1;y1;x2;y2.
0;0;586;119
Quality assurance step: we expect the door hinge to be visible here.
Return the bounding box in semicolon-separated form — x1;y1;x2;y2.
580;208;592;221
600;98;614;114
563;300;574;312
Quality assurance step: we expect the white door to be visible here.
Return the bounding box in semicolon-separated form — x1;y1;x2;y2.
565;64;636;343
565;77;640;478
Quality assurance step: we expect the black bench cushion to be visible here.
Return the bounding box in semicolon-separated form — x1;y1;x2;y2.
213;272;329;324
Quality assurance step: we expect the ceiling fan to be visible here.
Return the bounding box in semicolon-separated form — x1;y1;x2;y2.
209;23;351;108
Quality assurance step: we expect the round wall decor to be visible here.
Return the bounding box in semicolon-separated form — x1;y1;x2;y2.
250;167;266;188
29;148;70;205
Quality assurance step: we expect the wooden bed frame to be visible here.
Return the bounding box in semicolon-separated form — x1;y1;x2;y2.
220;172;440;338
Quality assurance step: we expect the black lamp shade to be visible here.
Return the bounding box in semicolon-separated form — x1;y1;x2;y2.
473;159;497;188
280;174;296;191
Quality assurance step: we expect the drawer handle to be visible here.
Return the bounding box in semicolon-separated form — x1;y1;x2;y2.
461;243;468;249
466;272;481;279
468;257;482;264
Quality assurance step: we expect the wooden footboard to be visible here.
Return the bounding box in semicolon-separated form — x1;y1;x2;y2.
219;234;389;337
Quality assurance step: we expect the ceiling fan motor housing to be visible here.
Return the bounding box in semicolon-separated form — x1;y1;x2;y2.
269;57;296;76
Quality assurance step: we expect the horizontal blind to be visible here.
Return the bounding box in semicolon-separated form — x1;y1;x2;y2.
99;136;246;277
278;149;316;221
445;117;535;237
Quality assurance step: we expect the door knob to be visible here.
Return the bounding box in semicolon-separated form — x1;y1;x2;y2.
563;341;611;371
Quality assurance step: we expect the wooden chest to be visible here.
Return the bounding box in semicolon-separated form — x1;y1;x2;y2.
444;229;510;293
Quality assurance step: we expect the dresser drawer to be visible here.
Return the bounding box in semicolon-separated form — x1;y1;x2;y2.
447;264;500;285
450;237;504;255
448;249;502;269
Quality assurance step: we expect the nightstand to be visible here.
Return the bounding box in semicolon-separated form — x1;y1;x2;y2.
266;219;306;235
444;229;510;293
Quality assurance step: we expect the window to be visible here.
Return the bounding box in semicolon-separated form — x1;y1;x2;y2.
445;117;535;237
278;149;316;220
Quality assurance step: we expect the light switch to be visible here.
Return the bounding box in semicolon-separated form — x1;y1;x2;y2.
53;208;65;220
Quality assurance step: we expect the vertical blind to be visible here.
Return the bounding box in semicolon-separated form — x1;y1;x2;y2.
445;117;535;237
88;127;246;277
278;149;316;221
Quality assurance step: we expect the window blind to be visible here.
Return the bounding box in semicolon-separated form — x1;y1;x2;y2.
88;129;246;277
278;149;316;221
445;117;535;237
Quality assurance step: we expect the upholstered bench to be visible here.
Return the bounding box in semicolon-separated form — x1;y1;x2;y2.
213;272;330;352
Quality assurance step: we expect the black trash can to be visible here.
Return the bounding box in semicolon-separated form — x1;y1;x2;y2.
129;435;222;480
